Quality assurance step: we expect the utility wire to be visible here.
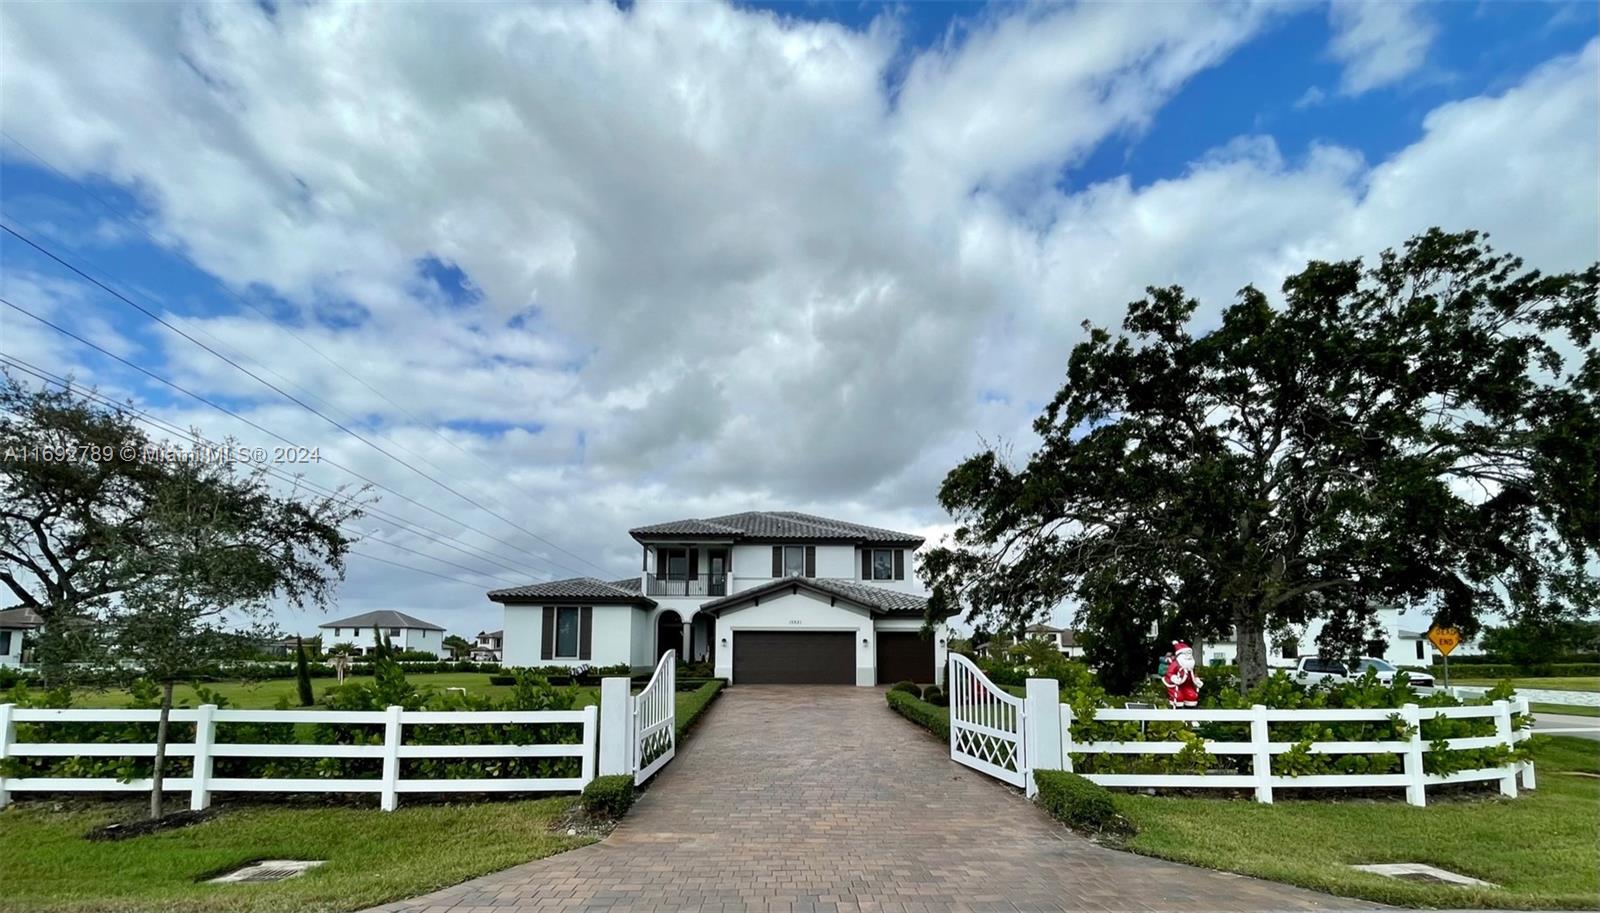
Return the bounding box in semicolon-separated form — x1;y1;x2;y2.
0;353;533;587
0;138;608;577
0;221;609;578
0;297;587;579
348;549;503;589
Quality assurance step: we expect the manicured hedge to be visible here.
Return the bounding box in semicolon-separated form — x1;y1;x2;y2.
1035;769;1122;833
886;688;949;740
1432;662;1600;678
581;774;635;818
674;680;724;739
890;680;921;697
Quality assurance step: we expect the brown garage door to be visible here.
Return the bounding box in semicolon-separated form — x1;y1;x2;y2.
732;631;854;684
876;631;935;684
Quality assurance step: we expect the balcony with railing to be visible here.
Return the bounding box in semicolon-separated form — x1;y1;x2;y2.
644;572;729;598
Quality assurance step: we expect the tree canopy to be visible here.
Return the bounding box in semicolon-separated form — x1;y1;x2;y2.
921;229;1599;691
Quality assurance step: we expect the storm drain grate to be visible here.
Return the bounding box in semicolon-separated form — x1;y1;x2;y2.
1351;863;1495;887
208;860;326;884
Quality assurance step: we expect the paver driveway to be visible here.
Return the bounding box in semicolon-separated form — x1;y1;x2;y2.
368;686;1377;913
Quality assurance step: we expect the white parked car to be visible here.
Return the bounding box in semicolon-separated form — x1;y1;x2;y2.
1290;656;1435;688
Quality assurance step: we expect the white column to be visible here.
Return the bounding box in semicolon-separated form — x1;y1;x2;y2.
580;704;599;787
682;622;695;663
598;676;633;777
1250;704;1273;804
1024;678;1061;800
380;705;403;812
1060;702;1075;773
1514;696;1536;789
190;704;217;811
1402;703;1426;807
0;703;13;809
1493;700;1518;798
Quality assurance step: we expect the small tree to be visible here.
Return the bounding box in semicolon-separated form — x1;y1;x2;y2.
109;445;363;818
294;637;316;707
443;634;472;660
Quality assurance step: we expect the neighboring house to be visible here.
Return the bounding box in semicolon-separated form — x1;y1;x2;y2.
1023;623;1085;659
0;606;43;669
265;635;321;657
487;510;949;685
1199;607;1483;668
317;611;446;657
472;629;503;662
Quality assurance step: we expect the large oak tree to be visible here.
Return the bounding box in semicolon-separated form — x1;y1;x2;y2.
921;229;1598;691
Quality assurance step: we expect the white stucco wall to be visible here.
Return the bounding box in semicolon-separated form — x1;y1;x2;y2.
712;590;877;686
398;627;444;657
725;544;920;593
501;603;643;668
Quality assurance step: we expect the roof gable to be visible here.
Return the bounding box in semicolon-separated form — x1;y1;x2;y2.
698;577;931;618
487;576;655;606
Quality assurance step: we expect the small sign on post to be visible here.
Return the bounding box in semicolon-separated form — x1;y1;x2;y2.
1428;626;1462;688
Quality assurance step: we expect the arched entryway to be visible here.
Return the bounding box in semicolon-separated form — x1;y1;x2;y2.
656;610;683;662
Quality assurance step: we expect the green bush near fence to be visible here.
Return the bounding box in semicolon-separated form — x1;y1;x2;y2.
580;774;635;818
886;688;950;740
673;680;724;738
1034;769;1123;834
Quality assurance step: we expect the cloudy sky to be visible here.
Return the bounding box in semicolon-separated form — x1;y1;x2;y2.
1;1;1596;639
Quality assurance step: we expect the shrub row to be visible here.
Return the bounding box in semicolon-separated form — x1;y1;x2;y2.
673;681;724;739
1034;769;1122;834
885;688;950;741
1430;662;1600;679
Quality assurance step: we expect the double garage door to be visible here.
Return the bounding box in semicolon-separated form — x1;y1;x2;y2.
731;631;934;685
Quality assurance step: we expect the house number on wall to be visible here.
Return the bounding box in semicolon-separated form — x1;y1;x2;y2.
789;619;802;624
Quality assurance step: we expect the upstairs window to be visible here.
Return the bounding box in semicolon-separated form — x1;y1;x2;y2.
555;606;581;658
771;545;815;577
388;627;400;637
862;548;904;580
783;546;806;577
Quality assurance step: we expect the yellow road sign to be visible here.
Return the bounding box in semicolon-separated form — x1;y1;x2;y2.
1428;626;1462;656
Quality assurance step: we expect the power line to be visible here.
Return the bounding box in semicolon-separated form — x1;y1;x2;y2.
348;549;504;590
0;142;609;576
0;297;586;580
0;221;610;578
0;353;534;587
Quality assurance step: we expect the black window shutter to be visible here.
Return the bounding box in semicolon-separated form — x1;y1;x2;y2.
772;545;782;576
641;545;647;571
861;550;872;579
894;550;905;580
540;607;555;660
579;606;593;660
688;549;700;580
804;545;816;577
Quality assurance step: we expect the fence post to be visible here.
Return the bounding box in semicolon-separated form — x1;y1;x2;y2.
580;704;599;787
1514;696;1536;790
0;703;13;809
380;705;403;812
1060;702;1074;773
1492;700;1518;798
598;676;632;777
1024;678;1062;799
1402;703;1426;807
1250;704;1273;804
190;704;217;811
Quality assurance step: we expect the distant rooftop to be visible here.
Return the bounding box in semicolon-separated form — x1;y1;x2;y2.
318;610;444;632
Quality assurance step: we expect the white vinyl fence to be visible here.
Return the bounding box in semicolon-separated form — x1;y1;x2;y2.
0;703;596;812
1;659;692;811
949;657;1536;807
948;653;1026;787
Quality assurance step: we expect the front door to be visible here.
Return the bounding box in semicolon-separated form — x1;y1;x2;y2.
657;612;683;662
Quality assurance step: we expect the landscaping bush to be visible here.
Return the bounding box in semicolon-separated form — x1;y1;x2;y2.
885;688;949;740
1430;662;1600;679
488;674;517;686
580;774;635;818
1034;769;1122;833
674;680;724;738
890;680;921;696
920;685;945;705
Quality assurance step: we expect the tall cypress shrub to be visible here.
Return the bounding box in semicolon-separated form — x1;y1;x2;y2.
294;636;315;707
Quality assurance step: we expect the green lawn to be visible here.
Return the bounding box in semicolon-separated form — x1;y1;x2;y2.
1532;703;1599;719
1114;736;1600;909
0;797;591;913
1455;676;1599;693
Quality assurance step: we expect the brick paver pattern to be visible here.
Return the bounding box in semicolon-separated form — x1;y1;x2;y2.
366;686;1380;913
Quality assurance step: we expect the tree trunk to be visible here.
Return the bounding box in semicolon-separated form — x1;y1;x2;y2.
1234;604;1269;692
149;680;175;820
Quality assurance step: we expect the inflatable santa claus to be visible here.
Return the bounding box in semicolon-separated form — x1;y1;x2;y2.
1164;641;1202;708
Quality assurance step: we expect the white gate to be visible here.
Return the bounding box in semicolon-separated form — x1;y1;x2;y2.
633;649;676;785
948;653;1026;788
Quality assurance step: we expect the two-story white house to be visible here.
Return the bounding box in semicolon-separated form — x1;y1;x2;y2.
0;606;43;669
317;610;446;657
487;511;949;686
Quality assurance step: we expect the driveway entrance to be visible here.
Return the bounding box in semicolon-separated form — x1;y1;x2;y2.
368;686;1373;913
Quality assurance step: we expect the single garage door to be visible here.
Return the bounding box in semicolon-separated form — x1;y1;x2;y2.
733;631;854;684
876;631;935;684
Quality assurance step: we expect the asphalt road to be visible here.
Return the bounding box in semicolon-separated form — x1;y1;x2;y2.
1532;712;1600;742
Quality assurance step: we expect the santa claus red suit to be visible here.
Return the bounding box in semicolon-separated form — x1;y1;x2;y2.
1164;641;1203;708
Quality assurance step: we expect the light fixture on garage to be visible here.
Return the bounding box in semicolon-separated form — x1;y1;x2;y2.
720;637;728;646
861;637;869;646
